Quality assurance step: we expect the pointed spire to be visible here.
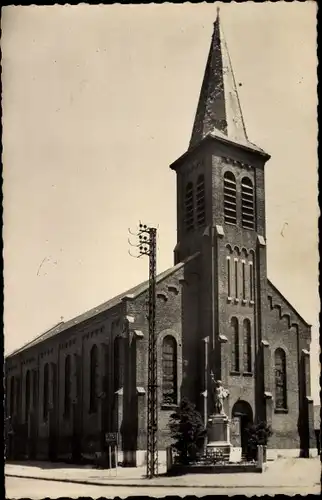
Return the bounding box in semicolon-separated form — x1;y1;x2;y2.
189;11;255;151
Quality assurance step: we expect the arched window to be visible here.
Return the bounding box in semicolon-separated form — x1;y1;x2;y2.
243;319;252;373
73;353;79;403
162;336;178;405
196;175;205;226
10;376;15;416
241;177;255;230
275;348;287;409
32;370;38;409
51;362;57;413
234;258;239;298
43;364;49;421
184;182;194;232
231;317;239;372
64;355;71;418
113;336;124;393
89;345;98;413
242;261;246;301
15;377;21;418
226;257;231;297
249;261;254;302
25;370;31;423
224;172;237;224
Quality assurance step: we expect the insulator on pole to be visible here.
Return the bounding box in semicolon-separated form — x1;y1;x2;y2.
128;223;158;478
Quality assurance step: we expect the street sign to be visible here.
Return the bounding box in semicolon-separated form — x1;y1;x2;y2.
105;432;118;444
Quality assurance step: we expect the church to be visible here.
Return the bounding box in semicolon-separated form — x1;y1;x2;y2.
5;13;316;466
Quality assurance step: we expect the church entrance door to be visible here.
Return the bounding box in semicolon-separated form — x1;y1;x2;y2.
231;400;253;456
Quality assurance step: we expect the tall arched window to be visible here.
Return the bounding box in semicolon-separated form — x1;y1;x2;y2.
25;370;31;423
226;257;232;297
32;370;38;409
234;258;239;298
113;336;124;393
231;317;239;372
275;348;287;409
241;177;255;230
184;182;194;232
249;261;254;302
242;261;246;301
162;336;177;405
243;319;252;373
196;175;205;226
16;377;21;418
10;376;15;416
43;364;49;421
224;172;237;224
89;345;98;413
51;362;57;414
64;355;71;418
73;353;79;403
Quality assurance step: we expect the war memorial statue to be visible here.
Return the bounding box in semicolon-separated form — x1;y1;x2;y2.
206;372;231;461
210;373;230;416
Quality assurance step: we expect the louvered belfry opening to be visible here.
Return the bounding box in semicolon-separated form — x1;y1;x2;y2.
196;175;206;226
224;172;237;224
241;177;255;230
185;182;194;232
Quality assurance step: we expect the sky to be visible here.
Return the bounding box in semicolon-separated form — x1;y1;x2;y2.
2;3;319;401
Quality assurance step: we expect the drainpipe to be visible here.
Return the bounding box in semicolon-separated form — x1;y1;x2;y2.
203;336;209;427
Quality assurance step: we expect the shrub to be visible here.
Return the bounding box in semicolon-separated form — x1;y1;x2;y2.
244;421;273;461
168;398;207;465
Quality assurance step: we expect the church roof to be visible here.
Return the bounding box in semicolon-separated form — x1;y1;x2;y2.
267;278;311;328
7;253;199;358
189;9;267;157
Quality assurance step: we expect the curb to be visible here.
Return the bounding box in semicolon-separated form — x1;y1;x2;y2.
5;474;317;489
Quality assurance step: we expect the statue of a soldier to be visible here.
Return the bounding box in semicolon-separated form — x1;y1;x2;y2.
210;372;229;415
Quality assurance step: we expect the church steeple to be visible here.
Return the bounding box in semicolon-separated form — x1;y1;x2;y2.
189;10;257;152
171;14;270;265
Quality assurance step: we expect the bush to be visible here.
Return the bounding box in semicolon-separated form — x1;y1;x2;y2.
168;398;207;465
244;421;273;461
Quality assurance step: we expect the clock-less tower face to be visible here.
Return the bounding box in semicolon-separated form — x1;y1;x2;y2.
173;140;266;266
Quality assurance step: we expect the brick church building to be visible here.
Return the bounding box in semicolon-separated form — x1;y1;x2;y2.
5;13;316;465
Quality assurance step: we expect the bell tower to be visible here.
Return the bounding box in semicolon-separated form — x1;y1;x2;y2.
170;10;271;421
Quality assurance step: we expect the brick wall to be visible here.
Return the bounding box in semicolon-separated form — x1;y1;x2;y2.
211;149;263;423
123;255;203;452
125;266;183;451
266;281;312;449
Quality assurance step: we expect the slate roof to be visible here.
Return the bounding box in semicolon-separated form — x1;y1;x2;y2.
6;253;199;358
189;10;268;158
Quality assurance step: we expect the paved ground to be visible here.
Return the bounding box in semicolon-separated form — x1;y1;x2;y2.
5;457;321;498
6;476;321;499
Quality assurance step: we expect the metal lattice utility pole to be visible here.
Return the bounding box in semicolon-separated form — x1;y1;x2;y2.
128;223;158;478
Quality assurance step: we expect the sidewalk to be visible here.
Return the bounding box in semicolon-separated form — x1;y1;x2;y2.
5;457;321;489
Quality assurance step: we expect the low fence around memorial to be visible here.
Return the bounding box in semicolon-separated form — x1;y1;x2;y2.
166;445;266;475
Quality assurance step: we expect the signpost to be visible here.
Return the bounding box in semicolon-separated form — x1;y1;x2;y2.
105;432;118;476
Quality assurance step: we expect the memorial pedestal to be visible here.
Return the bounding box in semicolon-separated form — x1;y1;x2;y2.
206;413;231;462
